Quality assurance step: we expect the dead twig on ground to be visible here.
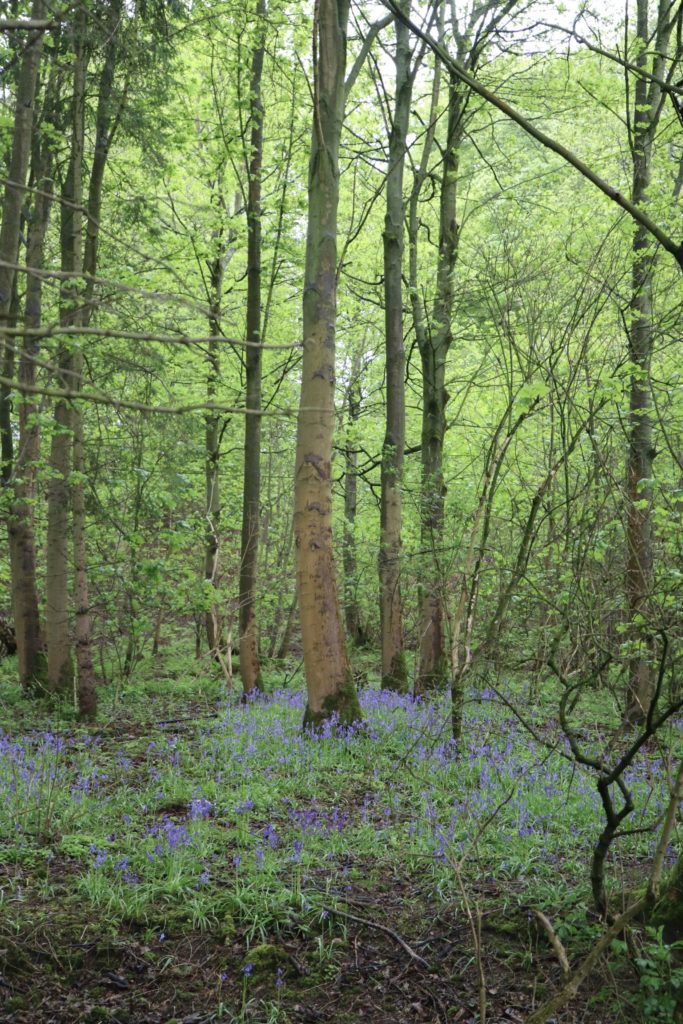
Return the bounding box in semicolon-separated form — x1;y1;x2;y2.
322;905;431;970
531;910;571;979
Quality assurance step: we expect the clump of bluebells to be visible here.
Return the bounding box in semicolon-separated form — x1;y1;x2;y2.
0;683;674;933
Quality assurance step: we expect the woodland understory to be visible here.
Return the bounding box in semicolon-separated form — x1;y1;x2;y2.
0;0;682;1021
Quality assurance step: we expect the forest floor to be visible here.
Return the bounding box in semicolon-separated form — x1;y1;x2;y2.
0;651;679;1024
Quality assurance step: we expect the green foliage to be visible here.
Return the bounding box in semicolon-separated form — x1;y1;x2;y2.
635;929;683;1022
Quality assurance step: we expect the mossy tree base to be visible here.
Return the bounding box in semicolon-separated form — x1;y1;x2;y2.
415;653;449;696
303;674;362;732
652;855;683;943
23;650;49;697
381;651;409;694
451;676;465;740
50;655;74;698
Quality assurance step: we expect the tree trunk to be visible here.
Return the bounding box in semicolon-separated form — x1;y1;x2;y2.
415;78;461;694
239;0;267;697
342;351;365;646
204;329;222;656
9;131;54;691
0;0;44;318
203;193;239;659
380;4;412;693
623;0;672;721
651;852;683;943
1;285;19;490
0;2;45;688
275;589;298;661
46;17;88;696
72;370;96;720
45;335;73;694
294;0;360;728
46;7;100;718
71;1;125;718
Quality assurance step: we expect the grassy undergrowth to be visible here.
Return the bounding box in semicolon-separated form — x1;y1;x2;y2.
0;653;680;1022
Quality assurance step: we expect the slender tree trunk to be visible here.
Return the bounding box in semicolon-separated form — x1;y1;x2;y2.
407;23;441;692
625;228;655;719
0;3;45;688
651;848;683;943
45;337;73;695
275;589;298;661
417;342;449;691
268;512;295;657
9;137;54;690
342;352;365;646
71;372;96;719
415;78;461;694
204;328;222;656
380;4;412;692
0;0;44;318
295;0;360;728
239;0;267;696
203;192;239;658
46;8;100;717
82;0;122;320
46;18;88;696
71;1;124;717
623;0;673;721
0;286;19;489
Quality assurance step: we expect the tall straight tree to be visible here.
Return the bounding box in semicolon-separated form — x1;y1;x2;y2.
342;345;365;646
74;0;126;719
204;240;224;660
46;0;125;713
294;0;360;727
379;1;415;693
0;3;47;689
239;0;267;697
45;13;87;695
408;9;460;693
408;0;518;693
624;0;681;720
0;2;45;320
9;130;54;691
416;72;460;692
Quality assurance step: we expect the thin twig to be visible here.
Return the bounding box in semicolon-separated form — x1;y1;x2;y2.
323;905;431;970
